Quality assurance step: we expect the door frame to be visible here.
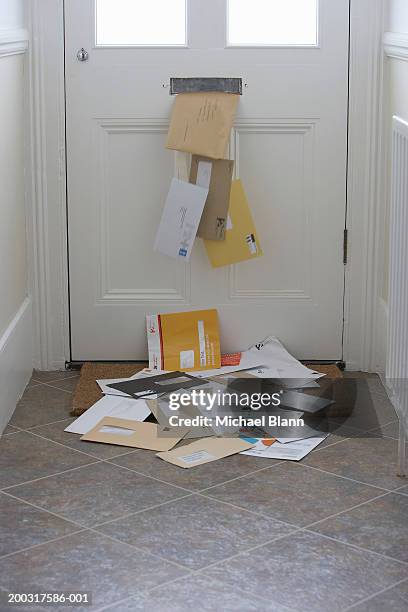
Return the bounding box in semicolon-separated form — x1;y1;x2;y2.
25;0;388;371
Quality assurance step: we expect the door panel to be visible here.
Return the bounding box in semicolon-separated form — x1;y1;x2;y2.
95;121;187;303
65;0;349;360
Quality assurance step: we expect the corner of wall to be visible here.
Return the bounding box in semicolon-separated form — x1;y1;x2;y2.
0;9;33;433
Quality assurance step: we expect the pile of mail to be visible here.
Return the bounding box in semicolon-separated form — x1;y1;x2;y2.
66;311;334;468
154;92;263;267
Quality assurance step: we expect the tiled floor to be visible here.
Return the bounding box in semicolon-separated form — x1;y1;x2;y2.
0;371;407;611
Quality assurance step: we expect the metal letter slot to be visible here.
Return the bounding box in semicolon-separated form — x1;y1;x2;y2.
169;77;242;95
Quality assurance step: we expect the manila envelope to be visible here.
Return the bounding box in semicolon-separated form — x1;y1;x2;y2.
166;92;239;159
147;309;221;371
189;156;234;240
204;180;263;267
81;417;188;451
156;436;255;468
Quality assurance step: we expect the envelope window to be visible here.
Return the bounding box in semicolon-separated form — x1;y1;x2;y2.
95;0;187;46
227;0;318;47
99;426;135;436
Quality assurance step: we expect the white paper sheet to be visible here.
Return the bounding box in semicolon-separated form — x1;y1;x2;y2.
245;337;324;380
192;336;322;381
275;435;318;444
65;395;151;435
240;435;328;461
154;178;209;261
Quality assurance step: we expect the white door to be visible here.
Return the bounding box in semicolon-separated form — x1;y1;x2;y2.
65;0;349;362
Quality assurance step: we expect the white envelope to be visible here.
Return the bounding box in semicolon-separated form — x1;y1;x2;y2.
193;336;322;381
245;336;324;380
154;178;209;261
65;395;151;435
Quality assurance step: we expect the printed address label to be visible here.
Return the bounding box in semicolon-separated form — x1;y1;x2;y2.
177;450;216;464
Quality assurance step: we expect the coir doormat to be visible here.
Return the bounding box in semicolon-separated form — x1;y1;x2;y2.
71;363;147;416
71;362;342;417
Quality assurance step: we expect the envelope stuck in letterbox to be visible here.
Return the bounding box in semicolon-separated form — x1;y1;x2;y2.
204;179;263;267
189;156;234;241
154;178;209;261
166;92;239;159
146;309;221;372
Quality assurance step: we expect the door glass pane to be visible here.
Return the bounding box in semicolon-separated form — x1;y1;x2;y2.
227;0;318;46
96;0;187;46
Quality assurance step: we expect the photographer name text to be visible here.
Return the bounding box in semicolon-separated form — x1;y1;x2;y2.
168;414;305;428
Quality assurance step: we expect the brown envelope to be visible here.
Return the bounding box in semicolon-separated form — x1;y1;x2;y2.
80;417;188;451
156;437;255;468
189;156;234;240
166;92;239;159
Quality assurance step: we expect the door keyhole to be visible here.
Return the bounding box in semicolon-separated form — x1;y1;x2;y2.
77;48;89;62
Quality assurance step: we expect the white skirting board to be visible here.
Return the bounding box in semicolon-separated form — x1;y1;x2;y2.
0;298;33;434
375;298;388;374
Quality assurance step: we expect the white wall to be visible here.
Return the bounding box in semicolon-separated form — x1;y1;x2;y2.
0;55;27;338
376;0;408;372
0;0;32;433
384;1;408;296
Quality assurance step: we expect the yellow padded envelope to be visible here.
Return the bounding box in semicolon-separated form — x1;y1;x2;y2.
146;309;221;372
204;180;263;267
